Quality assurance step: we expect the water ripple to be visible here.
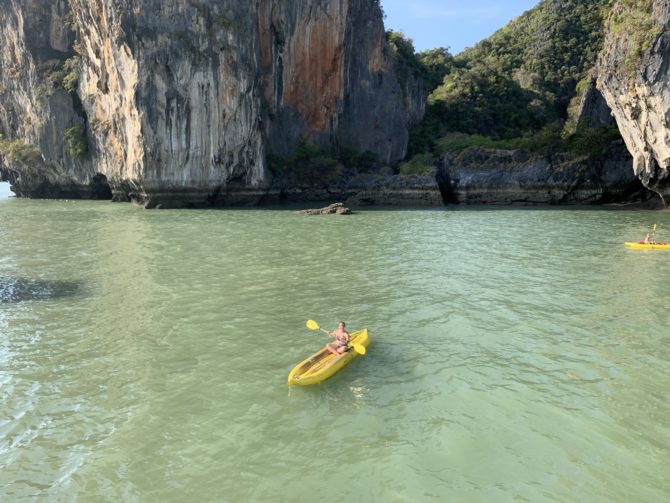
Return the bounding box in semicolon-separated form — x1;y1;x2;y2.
0;203;669;501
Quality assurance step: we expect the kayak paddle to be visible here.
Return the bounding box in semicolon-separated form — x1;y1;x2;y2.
305;319;366;355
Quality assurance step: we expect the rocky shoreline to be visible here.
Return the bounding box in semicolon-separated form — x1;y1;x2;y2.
436;143;659;207
264;143;659;209
4;143;663;209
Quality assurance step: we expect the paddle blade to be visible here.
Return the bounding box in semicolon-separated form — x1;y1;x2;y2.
352;342;366;355
306;320;320;331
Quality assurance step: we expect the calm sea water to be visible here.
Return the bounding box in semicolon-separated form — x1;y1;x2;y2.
1;196;669;502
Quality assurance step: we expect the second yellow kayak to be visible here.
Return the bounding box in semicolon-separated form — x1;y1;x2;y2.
625;241;670;250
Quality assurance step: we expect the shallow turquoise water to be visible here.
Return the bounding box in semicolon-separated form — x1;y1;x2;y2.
1;197;669;502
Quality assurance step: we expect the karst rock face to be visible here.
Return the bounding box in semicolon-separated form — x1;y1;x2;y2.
596;0;670;204
0;0;408;207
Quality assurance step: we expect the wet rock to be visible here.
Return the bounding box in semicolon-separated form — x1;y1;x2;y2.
297;203;352;215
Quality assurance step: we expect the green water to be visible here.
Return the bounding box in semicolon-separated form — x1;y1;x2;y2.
1;197;669;502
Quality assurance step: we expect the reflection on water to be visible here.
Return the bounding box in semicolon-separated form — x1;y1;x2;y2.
0;277;82;303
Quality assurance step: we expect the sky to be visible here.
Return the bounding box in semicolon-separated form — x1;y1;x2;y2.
0;182;11;197
381;0;540;54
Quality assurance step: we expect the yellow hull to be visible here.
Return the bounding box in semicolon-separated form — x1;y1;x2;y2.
625;242;670;250
288;329;370;386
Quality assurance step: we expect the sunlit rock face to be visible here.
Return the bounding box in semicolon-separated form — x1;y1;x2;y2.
0;0;111;199
596;0;670;204
0;0;408;207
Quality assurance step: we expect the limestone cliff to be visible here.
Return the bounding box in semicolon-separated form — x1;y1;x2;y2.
67;0;268;206
596;0;670;204
259;0;407;162
0;0;112;198
576;84;615;130
0;0;407;207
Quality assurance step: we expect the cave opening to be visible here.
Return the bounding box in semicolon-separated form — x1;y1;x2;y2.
91;173;113;200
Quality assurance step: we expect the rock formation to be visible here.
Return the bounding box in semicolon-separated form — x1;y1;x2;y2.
576;84;616;130
0;0;408;207
297;202;351;215
436;144;655;206
344;172;442;206
0;0;112;199
596;0;670;204
4;0;670;209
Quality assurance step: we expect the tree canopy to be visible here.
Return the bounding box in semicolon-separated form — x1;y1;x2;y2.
406;0;615;160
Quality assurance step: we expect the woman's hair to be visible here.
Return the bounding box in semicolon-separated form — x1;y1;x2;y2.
339;321;346;327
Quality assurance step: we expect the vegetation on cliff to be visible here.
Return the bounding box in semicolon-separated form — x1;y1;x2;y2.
437;126;622;157
607;0;661;76
435;0;610;136
0;137;41;164
268;139;384;187
386;31;452;97
64;126;88;160
48;57;80;95
399;0;621;173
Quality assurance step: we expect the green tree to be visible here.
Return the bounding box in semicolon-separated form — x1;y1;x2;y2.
405;0;621;158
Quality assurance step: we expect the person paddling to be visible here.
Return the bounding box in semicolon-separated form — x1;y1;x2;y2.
326;321;350;355
642;225;658;244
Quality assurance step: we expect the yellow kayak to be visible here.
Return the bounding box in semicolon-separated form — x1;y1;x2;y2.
288;329;370;385
625;241;670;250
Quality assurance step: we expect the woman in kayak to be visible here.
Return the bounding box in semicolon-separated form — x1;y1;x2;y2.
643;232;656;244
326;322;350;355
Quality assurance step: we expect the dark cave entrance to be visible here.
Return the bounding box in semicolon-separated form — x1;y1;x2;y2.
90;173;113;200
